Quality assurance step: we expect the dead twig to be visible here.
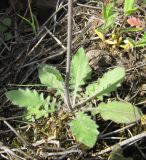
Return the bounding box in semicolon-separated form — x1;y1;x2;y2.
44;27;66;49
97;131;146;155
4;120;28;146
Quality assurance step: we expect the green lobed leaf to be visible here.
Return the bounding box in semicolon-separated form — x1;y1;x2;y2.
25;96;57;120
6;89;45;108
39;64;64;93
96;101;143;124
6;89;57;120
70;47;92;104
70;112;99;148
25;107;49;120
86;67;125;99
124;0;137;15
109;144;133;160
45;96;57;113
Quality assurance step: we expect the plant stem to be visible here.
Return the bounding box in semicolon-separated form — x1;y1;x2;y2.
28;0;36;35
65;0;73;112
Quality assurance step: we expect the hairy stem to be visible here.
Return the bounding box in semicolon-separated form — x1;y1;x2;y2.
65;0;73;112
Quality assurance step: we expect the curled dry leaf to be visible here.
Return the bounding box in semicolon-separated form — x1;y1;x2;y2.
127;17;142;28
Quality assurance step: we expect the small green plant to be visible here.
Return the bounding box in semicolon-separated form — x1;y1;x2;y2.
18;0;37;35
6;47;143;148
0;17;12;41
95;0;146;50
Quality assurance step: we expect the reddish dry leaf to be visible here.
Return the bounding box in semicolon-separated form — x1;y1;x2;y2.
103;0;124;5
127;17;142;28
103;0;111;4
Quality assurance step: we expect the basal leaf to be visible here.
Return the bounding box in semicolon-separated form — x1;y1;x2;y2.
4;32;12;41
125;8;138;15
97;101;143;124
124;0;137;15
101;3;117;32
86;67;125;99
135;33;146;47
103;14;117;32
70;47;92;86
0;24;7;33
2;17;12;26
135;40;146;47
70;112;99;148
143;32;146;39
45;96;57;113
39;64;64;93
120;28;142;34
25;107;49;120
25;96;57;120
6;89;45;108
102;3;114;20
70;47;92;104
6;89;57;120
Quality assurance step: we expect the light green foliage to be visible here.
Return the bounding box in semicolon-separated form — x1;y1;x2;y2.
6;47;143;147
102;3;117;32
70;47;92;104
6;89;45;108
6;89;56;120
120;28;142;33
124;0;137;15
25;96;56;120
103;3;114;20
109;144;133;160
135;32;146;47
70;112;99;148
95;101;142;123
70;47;92;86
86;67;125;99
39;64;64;94
25;106;48;120
0;17;12;41
95;0;145;50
